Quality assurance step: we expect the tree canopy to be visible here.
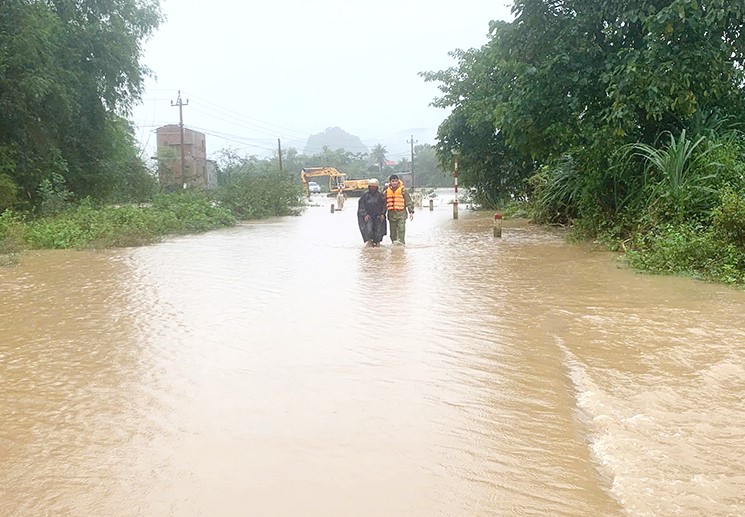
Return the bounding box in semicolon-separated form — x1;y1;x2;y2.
0;0;162;205
423;0;745;209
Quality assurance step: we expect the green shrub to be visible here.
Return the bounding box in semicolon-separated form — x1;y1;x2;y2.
24;192;235;250
626;222;745;284
711;188;745;249
0;173;304;252
0;174;20;211
0;210;26;254
627;223;706;273
152;191;235;232
528;157;582;225
26;201;101;248
501;200;530;219
37;172;74;216
624;130;722;223
216;173;302;219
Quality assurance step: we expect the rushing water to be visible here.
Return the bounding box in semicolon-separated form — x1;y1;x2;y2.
2;194;744;516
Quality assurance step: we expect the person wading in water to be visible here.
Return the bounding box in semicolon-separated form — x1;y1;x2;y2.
383;174;414;245
357;178;387;247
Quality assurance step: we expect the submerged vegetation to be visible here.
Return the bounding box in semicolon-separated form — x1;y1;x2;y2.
425;0;745;284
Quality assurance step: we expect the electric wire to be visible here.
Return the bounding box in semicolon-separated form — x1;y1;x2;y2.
133;89;431;160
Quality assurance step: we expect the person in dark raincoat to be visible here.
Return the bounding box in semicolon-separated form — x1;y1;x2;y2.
357;178;387;247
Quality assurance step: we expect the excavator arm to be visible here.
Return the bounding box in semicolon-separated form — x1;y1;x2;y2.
300;167;346;198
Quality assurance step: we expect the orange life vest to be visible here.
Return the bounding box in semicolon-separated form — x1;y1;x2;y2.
386;185;405;211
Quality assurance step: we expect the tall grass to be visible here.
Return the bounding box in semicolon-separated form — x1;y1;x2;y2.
528;155;584;224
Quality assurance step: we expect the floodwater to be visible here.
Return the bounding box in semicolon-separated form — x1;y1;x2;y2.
1;193;744;516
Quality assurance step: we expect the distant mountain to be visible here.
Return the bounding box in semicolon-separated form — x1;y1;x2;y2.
296;126;438;160
303;127;368;155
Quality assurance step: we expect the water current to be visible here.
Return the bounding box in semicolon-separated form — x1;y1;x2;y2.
1;193;744;516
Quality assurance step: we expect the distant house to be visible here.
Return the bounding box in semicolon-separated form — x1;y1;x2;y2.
156;125;217;190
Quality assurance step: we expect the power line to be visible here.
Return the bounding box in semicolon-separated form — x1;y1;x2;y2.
182;91;316;138
186;125;278;153
187;105;300;140
134;90;433;162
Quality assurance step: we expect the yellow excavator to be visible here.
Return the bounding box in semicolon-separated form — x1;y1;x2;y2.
300;167;369;198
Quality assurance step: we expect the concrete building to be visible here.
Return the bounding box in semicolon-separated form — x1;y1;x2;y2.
156;125;217;190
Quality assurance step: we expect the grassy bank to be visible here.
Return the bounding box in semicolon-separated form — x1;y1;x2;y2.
0;174;303;255
498;187;745;287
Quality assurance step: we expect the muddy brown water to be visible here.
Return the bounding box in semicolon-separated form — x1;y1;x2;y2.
2;194;744;516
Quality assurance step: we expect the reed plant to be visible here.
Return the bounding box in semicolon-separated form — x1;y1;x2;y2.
624;130;720;223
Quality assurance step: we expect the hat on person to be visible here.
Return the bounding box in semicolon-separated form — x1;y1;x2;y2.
389;174;399;181
368;178;379;187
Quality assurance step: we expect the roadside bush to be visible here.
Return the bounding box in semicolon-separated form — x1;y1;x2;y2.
501;200;530;219
711;187;745;249
0;172;305;252
626;223;709;273
216;173;302;219
26;200;108;249
0;174;20;211
528;157;582;225
0;210;26;254
624;130;721;224
25;192;235;249
626;222;745;285
151;191;235;232
37;172;74;216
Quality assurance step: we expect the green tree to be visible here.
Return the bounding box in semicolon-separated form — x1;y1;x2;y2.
370;144;387;173
424;0;745;217
0;0;162;202
102;117;158;202
412;144;450;188
215;149;273;185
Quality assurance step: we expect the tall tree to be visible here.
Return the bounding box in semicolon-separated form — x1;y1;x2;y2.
0;0;162;203
424;0;745;211
369;144;387;172
412;143;450;188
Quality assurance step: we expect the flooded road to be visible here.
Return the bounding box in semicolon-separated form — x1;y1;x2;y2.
2;194;744;516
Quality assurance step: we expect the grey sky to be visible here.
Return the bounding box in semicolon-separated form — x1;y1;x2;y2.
132;0;513;161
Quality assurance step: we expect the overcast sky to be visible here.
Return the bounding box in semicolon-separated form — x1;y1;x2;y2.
131;0;513;161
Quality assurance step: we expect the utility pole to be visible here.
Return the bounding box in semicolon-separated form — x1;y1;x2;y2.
407;135;418;187
171;90;189;188
277;138;283;173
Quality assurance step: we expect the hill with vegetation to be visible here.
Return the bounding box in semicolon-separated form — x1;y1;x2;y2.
304;127;368;156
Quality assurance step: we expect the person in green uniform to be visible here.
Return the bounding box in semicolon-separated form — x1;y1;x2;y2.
383;174;414;245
